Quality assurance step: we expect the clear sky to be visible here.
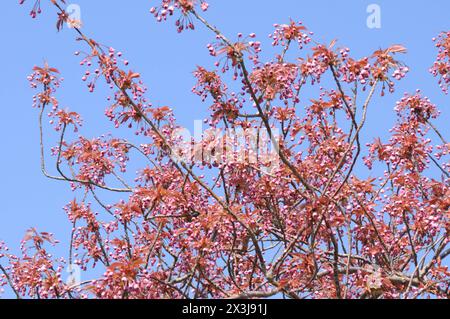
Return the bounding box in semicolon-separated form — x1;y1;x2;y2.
0;0;448;297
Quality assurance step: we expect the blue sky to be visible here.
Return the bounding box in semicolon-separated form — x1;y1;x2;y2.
0;0;448;297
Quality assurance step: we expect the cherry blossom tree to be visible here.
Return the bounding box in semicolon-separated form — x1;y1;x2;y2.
0;0;448;299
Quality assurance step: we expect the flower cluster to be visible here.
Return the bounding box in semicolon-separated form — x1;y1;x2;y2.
207;33;261;77
50;109;83;132
59;137;130;186
77;46;130;92
430;31;450;94
394;91;439;123
370;45;409;95
28;64;62;110
19;0;42;19
2;229;66;299
339;56;371;85
192;66;227;101
64;199;97;224
270;20;312;49
29;63;83;133
364;93;437;173
76;45;158;133
150;0;209;33
299;42;339;83
250;62;299;102
299;43;409;92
